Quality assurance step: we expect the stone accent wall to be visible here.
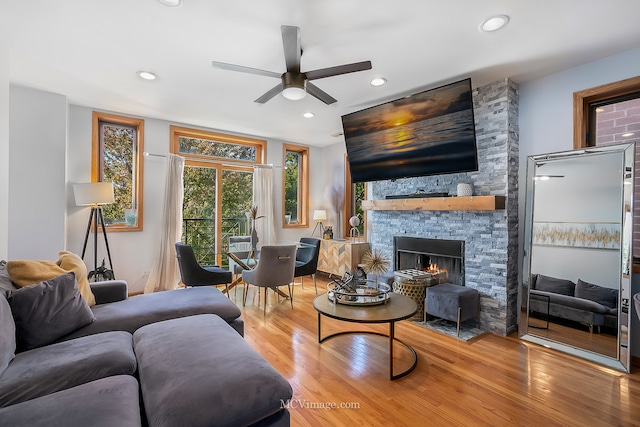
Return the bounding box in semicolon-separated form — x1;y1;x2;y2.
367;79;519;335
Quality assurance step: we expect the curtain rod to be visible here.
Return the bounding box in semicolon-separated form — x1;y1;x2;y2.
144;152;281;168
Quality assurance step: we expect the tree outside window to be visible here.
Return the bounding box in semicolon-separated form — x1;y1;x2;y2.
92;112;144;231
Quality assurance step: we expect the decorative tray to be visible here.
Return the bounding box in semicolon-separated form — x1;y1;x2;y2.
327;273;391;306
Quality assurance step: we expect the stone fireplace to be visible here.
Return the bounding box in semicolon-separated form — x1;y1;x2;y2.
394;236;464;286
366;79;519;335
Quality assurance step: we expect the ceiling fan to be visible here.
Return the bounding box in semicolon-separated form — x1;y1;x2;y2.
212;25;372;105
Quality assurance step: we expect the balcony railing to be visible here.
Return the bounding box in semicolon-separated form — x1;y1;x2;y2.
182;217;250;267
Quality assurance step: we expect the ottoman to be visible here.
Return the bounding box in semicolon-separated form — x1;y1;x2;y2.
425;283;480;336
133;314;292;427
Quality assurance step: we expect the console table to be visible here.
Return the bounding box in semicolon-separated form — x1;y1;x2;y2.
317;240;370;277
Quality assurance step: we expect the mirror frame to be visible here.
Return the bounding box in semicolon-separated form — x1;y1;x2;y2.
520;143;633;372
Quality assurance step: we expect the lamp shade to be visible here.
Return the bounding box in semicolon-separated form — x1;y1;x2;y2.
313;210;327;221
74;182;115;206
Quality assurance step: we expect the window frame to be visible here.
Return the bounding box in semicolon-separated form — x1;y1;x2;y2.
91;111;144;232
573;75;640;271
282;143;309;228
170;125;266;265
344;153;367;239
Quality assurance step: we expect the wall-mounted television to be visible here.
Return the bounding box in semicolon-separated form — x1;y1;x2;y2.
341;78;478;183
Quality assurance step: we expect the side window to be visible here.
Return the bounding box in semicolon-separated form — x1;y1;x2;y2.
92;112;144;231
344;154;366;239
283;144;309;227
574;76;640;266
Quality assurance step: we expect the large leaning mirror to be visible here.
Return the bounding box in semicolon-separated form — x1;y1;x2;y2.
520;143;633;372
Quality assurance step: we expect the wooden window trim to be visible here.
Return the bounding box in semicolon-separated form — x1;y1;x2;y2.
573;75;640;149
282;143;309;228
170;125;265;165
344;153;366;239
170;125;266;263
91;111;144;232
574;75;640;272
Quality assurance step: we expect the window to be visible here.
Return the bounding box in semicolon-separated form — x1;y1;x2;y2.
574;75;640;266
92;112;144;231
171;126;265;266
283;144;309;228
344;154;366;239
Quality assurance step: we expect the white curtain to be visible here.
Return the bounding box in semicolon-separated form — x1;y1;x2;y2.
253;165;276;247
144;154;185;293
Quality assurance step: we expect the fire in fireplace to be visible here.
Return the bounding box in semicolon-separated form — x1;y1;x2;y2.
393;236;465;286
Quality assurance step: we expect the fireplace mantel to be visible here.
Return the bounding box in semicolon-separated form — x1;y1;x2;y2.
361;195;506;211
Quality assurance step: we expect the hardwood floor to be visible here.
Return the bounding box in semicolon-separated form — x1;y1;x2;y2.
228;274;640;427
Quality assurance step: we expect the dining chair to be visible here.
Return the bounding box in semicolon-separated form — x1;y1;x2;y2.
293;237;321;295
175;242;233;294
242;245;296;315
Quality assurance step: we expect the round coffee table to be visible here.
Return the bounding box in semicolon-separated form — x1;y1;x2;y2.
312;292;418;380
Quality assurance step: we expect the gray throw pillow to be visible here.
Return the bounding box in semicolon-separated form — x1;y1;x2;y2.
576;279;618;309
533;274;575;296
7;272;96;351
0;293;16;375
0;260;18;292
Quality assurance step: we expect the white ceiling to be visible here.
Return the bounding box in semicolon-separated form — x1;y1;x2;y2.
5;1;640;147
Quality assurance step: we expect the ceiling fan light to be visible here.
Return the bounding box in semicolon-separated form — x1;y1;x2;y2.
156;0;182;6
282;86;306;100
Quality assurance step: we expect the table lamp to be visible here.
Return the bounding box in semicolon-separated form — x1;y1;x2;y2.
74;182;115;279
311;209;327;237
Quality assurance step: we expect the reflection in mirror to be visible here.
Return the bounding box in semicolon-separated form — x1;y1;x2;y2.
520;143;633;372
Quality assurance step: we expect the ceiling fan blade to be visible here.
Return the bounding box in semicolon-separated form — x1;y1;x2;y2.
212;61;281;79
281;25;301;73
305;60;372;80
254;83;284;104
306;82;337;105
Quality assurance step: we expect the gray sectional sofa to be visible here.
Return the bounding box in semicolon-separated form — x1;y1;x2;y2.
0;262;292;426
528;274;618;332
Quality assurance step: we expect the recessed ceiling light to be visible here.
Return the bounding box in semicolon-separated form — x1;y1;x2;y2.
156;0;182;6
480;15;509;32
370;77;387;87
137;71;157;80
303;112;315;118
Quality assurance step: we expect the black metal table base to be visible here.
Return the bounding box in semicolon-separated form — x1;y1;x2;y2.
317;313;418;380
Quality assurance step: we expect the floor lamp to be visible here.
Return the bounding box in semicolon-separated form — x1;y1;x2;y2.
74;182;115;279
311;209;327;237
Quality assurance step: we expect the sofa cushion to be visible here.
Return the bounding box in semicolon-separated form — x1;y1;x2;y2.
0;293;16;376
0;375;141;427
575;279;618;309
7;272;96;351
0;260;17;292
58;286;243;341
533;274;575;296
133;314;292;427
0;331;136;407
6;251;95;306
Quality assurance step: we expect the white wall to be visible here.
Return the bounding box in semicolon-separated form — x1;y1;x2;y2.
0;36;9;259
519;47;640;357
67;105;336;292
9;85;67;259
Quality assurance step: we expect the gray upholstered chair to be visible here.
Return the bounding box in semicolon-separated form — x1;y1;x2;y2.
228;236;256;274
293;237;321;295
242;245;296;315
175;242;233;294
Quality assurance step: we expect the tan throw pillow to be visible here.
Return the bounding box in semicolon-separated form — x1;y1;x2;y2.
6;251;96;306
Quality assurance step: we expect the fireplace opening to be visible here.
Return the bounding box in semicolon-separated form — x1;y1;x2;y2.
393;236;464;286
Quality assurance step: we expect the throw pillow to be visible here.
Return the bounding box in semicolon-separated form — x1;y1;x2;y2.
7;272;96;351
575;279;618;309
0;260;18;292
0;293;16;375
6;251;96;306
533;274;576;296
